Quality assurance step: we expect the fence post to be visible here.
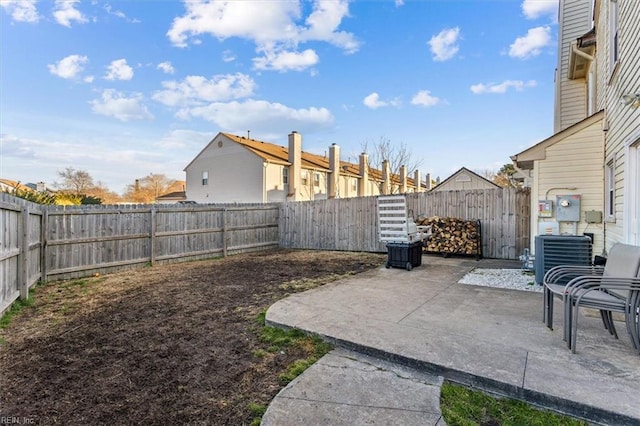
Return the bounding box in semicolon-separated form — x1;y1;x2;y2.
222;207;228;257
40;208;48;283
19;207;29;300
150;206;156;266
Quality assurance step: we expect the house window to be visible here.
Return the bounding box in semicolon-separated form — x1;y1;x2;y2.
609;0;619;74
605;158;615;221
313;172;320;187
301;170;309;186
202;171;209;186
351;178;357;192
282;167;288;185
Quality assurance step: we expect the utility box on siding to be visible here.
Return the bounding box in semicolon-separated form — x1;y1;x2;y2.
556;194;581;222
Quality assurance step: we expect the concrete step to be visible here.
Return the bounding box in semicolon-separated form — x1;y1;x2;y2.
261;348;447;426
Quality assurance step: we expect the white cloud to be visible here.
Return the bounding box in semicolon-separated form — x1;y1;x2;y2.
153;73;256;107
222;50;236;63
167;0;359;69
53;0;87;27
298;0;359;53
395;0;404;6
411;90;441;107
90;89;153;121
470;80;537;95
253;48;319;72
363;92;400;109
103;3;141;23
48;54;89;79
1;0;39;23
104;59;134;80
428;27;460;62
167;0;297;47
522;0;558;20
509;26;551;59
177;99;334;134
363;93;386;109
157;61;175;74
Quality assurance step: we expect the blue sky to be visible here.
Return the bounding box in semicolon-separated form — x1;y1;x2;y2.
1;0;559;193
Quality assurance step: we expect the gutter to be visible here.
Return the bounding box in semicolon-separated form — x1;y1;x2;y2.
572;43;594;61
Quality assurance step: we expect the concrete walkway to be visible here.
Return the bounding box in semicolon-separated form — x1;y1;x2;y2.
263;256;640;425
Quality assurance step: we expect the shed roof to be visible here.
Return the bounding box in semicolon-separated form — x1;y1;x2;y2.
430;167;500;191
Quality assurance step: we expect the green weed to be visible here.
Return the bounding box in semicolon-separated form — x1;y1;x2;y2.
0;292;36;329
440;381;587;426
278;357;317;385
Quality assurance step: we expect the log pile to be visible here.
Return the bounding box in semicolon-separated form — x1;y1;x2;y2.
416;216;481;258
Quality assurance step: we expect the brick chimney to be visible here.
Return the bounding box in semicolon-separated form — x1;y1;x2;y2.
288;131;302;200
328;143;340;198
399;165;407;194
425;173;432;191
358;152;368;197
413;170;421;192
382;160;390;195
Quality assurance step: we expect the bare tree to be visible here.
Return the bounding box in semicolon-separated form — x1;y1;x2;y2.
361;137;424;193
54;167;95;194
52;167;121;203
123;173;176;203
475;164;521;188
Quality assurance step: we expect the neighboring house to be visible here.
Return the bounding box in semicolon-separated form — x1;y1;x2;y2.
184;132;425;203
155;181;187;204
0;179;48;193
512;0;640;254
430;167;500;192
155;191;187;204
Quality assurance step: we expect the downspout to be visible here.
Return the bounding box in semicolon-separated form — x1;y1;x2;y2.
572;43;594;62
263;161;268;203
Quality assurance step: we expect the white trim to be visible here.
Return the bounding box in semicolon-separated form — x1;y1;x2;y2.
608;0;619;82
605;156;616;221
623;128;640;244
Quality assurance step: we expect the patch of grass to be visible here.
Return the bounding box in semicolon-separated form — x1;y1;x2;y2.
440;381;587;426
278;272;357;292
247;402;267;418
251;311;333;421
278;357;318;385
0;291;36;329
247;403;266;426
251;349;267;358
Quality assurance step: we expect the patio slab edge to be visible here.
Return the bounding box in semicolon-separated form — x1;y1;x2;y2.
265;317;638;426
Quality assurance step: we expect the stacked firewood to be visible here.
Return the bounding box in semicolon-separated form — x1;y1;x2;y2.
416;216;481;256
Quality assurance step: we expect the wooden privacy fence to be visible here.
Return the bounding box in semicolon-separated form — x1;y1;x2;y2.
44;203;278;280
1;187;529;315
0;193;279;315
0;195;43;315
279;188;530;260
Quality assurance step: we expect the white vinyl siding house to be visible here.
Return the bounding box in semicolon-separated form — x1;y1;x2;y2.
514;0;640;254
594;0;640;247
554;0;593;132
513;112;605;256
185;133;267;203
184;132;425;204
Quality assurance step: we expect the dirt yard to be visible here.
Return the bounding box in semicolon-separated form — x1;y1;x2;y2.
0;249;385;425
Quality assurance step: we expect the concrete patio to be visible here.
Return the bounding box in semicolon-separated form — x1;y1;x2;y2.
263;255;640;425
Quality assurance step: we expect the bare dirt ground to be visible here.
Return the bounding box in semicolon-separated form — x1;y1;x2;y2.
0;249;385;425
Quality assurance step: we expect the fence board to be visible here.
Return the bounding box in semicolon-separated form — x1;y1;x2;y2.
279;188;530;259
